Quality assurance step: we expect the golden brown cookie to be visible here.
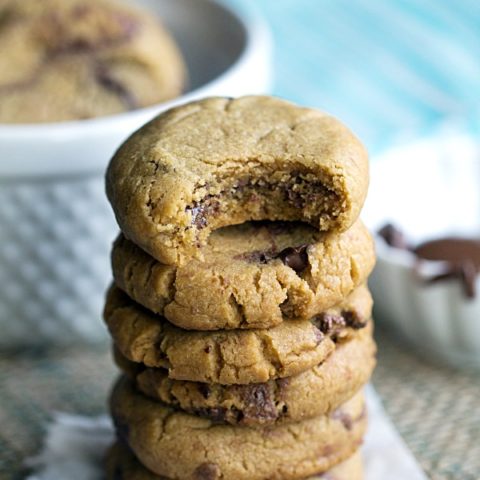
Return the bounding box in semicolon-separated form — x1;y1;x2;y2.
104;285;372;384
114;322;376;426
105;442;364;480
110;377;366;480
0;0;185;123
106;96;369;265
111;220;375;330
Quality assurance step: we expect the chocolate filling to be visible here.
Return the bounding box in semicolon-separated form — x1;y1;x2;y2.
186;175;341;231
189;197;221;229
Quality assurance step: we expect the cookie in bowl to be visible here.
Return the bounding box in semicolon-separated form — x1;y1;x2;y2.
0;0;186;123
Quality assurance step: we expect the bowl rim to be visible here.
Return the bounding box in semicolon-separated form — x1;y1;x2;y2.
0;0;271;138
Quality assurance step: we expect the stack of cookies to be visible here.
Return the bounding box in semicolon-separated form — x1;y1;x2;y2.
103;96;376;480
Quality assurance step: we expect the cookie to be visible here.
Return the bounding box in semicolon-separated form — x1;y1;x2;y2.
114;321;376;426
106;96;369;265
0;0;185;123
105;442;364;480
111;220;375;330
110;377;366;480
104;285;372;384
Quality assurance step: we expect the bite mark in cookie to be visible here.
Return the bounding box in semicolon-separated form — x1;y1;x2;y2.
106;96;369;265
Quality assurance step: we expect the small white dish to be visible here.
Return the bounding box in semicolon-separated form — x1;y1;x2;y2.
0;0;272;348
364;133;480;368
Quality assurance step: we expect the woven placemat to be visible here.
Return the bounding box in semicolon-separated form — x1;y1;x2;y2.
373;326;480;480
0;328;479;480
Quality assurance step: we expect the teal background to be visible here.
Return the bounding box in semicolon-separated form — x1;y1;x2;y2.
250;0;480;154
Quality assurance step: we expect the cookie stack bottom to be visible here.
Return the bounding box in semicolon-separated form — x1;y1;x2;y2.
104;296;375;478
109;377;367;480
106;441;364;480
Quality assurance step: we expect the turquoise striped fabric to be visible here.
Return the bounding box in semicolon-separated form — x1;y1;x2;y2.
241;0;480;155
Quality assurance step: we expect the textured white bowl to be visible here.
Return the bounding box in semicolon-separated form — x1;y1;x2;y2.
0;0;272;348
364;133;480;369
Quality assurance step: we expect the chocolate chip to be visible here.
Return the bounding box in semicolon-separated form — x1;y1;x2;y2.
187;197;220;229
193;462;221;480
277;244;309;273
341;310;367;330
331;409;353;430
204;345;212;354
198;383;211;399
378;223;409;249
189;204;208;229
313;313;346;335
194;407;227;423
241;384;277;422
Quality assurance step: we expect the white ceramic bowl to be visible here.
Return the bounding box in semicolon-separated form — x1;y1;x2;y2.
364;133;480;369
0;0;272;348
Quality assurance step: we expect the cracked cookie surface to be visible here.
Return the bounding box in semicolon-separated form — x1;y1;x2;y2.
104;285;372;384
105;442;364;480
0;0;185;123
110;377;366;480
114;321;376;426
111;220;375;330
106;96;369;265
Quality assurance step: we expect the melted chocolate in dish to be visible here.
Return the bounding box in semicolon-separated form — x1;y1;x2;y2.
378;224;480;299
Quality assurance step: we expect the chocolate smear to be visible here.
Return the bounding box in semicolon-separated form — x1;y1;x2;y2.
378;223;480;299
95;64;137;110
415;237;480;299
378;223;409;250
